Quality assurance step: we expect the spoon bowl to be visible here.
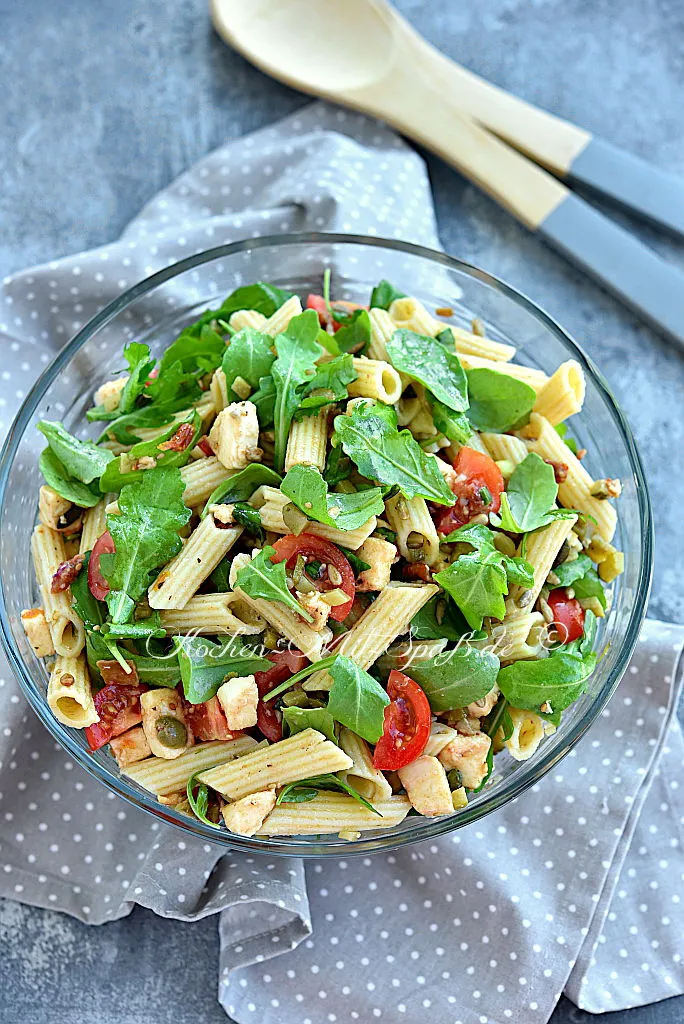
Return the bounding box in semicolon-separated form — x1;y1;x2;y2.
210;0;397;94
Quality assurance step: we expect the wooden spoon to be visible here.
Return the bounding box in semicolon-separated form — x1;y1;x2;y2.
210;0;684;347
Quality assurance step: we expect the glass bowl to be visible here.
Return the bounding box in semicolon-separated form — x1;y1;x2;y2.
0;234;653;856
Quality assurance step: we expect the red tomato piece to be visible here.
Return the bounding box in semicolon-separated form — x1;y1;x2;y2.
271;535;355;621
547;588;585;643
86;681;147;751
433;447;504;535
88;530;115;601
254;650;309;742
306;293;339;332
372;670;432;771
183;695;240;742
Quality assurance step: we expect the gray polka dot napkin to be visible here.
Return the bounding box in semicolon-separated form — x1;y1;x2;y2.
0;103;682;1023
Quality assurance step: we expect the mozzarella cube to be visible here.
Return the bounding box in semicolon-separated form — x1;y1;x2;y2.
21;607;55;658
208;402;261;469
110;725;152;767
94;376;128;412
216;675;258;730
397;754;453;816
356;536;398;592
222;788;277;836
438;732;491;790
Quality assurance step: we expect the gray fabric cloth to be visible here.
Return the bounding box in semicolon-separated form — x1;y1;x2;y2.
0;102;682;1021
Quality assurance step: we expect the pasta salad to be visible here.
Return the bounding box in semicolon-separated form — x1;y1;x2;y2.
23;276;624;840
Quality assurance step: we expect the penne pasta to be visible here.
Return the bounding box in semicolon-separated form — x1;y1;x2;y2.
47;653;97;728
348;357;403;404
31;524;85;657
285;408;328;472
148;514;243;610
123;737;262;795
533;360;585;425
260;792;411;835
158;592;264;635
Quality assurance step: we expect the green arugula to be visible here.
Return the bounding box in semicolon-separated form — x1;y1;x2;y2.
493;453;576;533
428;396;473;445
296;353;357;415
436;523;534;629
209;557;232;593
408;645;500;712
280;465;384;531
174;635;271;704
86;342;156;423
213;281;292;323
38;420;114;484
201;464;282;518
38;448;102;507
127;652;182;688
100;412;201;492
326;656;390;744
186;767;221;829
555;422;579;456
472;697;514;793
386;329;469;413
271;310;323;471
70;556;126;677
100;612;166;641
410;593;470;641
251;374;277;428
333;404;455;505
157;322;226;379
229;503;264;540
104;467;191;623
497;646;597;715
465;368;537;432
553;554;606;609
221;327;275;400
339;549;371;576
324;446;353;486
263;655;339;702
281;706;338;744
276;773;381;814
233;546;314;622
369;279;406;310
333;309;372;355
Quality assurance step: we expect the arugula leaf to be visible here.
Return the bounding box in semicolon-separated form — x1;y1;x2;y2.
210;557;232;593
493;453;568;533
280;465;384;531
465;368;536;432
233;546;314;622
553;554;606;609
324;446;353;486
281;706;337;744
100;413;201;492
271;310;323;471
174;635;271;704
86;343;156;423
157;322;226;379
186;768;221;828
497;648;596;715
370;279;406;310
408;646;500;712
326;655;389;744
334;404;455;505
276;772;381;814
37;421;113;484
221;327;275;400
428;396;473;445
263;655;338;703
214;281;292;322
555;422;579;455
70;552;105;628
296;353;357;414
386;329;469;413
227;503;262;539
100;612;166;640
251;375;276;428
410;593;470;641
201;464;282;518
333;309;371;355
105;467;191;623
128;652;182;688
39;448;102;508
339;549;371;576
436;524;534;629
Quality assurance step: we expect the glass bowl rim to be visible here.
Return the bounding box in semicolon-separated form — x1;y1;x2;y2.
0;231;654;857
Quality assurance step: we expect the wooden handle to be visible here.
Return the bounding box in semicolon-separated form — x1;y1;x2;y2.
388;3;592;176
339;58;569;230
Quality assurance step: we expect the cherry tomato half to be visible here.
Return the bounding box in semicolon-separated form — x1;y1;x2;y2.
372;670;432;771
254;650;309;742
272;535;355;621
183;695;241;742
86;682;147;751
306;293;340;332
433;446;504;535
547;588;585;643
88;530;115;601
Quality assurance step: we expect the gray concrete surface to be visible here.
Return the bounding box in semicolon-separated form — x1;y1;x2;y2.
0;0;682;1021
